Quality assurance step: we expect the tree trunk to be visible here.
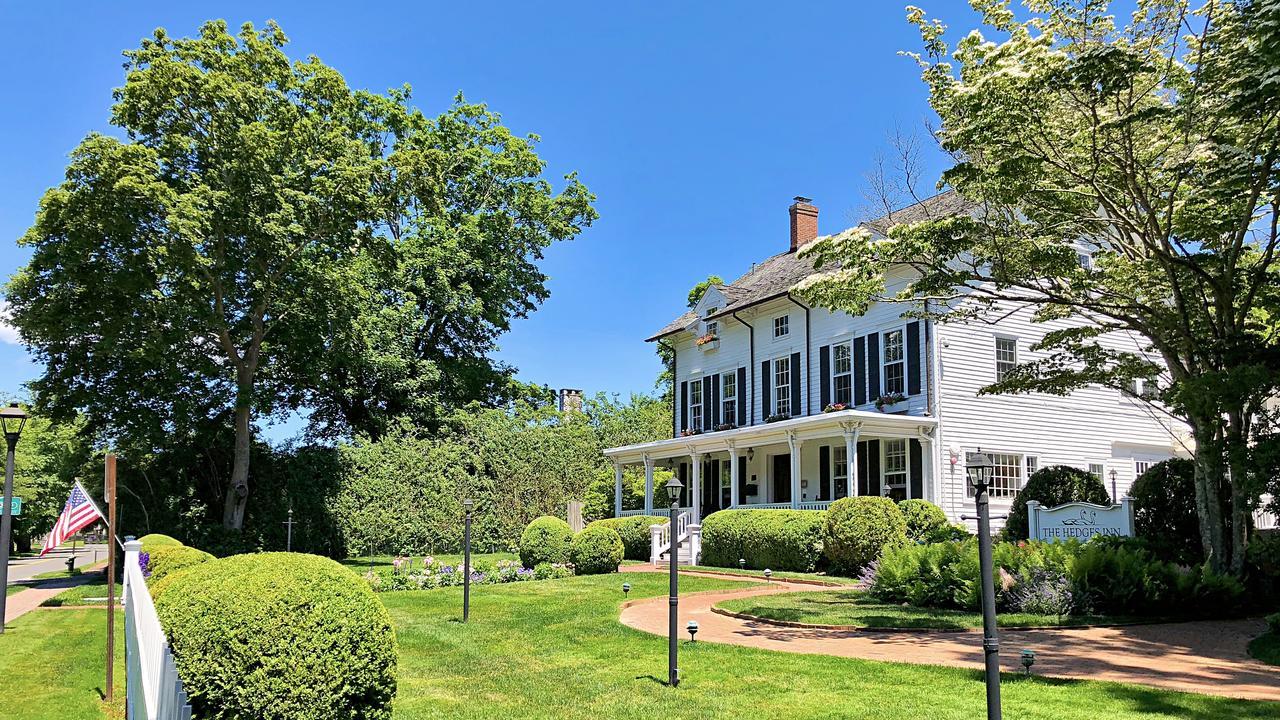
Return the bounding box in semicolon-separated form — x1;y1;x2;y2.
1189;416;1228;574
222;392;253;530
1225;408;1252;577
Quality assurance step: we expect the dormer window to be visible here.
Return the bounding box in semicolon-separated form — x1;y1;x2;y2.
773;315;790;339
1077;253;1092;270
705;320;718;337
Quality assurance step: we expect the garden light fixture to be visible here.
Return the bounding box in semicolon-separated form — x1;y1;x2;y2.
738;558;746;571
1021;649;1036;675
763;568;772;583
622;582;631;598
965;450;993;490
686;620;699;642
1109;469;1118;501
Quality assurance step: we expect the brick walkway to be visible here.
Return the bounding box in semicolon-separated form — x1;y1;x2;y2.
4;564;108;627
619;568;1280;701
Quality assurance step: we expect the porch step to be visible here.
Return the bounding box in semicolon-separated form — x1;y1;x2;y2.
655;551;697;567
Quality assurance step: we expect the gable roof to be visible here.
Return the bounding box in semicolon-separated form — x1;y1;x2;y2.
645;191;972;342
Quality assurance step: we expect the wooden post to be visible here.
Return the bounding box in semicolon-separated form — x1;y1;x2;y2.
105;454;117;703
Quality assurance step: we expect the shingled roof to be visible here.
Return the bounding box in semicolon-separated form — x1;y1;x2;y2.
645;191;972;342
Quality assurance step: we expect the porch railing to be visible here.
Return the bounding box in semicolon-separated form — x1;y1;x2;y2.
732;501;831;511
123;538;193;720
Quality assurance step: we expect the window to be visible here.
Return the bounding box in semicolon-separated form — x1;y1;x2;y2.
882;328;905;395
721;372;737;425
705;320;719;338
773;315;790;338
834;447;848;482
832;342;852;405
883;439;908;494
1124;378;1160;399
1077;252;1092;270
689;379;703;431
773;356;791;416
1088;463;1105;479
995;337;1017;382
1135;459;1153;477
968;451;1024;498
1025;455;1039;477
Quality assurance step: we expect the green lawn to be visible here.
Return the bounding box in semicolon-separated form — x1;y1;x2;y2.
716;589;1155;630
1250;632;1280;666
383;570;1276;719
42;581;114;607
683;565;860;585
0;609;123;720
339;552;518;577
6;585;24;596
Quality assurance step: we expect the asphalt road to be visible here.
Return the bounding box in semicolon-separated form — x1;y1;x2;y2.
5;543;109;583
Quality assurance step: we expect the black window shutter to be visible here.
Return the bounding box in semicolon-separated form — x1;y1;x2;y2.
907;321;922;396
819;345;831;410
856;441;870;496
736;367;748;426
679;462;688;506
760;360;771;419
819;446;830;501
702;376;713;431
789;351;802;416
680;382;689;431
854;336;867;405
738;456;748;501
711;375;721;427
867;439;881;496
867;333;881;400
909;439;924;499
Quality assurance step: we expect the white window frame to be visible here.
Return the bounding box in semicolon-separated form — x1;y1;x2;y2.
773;355;791;416
995;335;1018;383
773;314;790;339
834;446;848;484
1024;454;1039;478
832;341;852;405
882;438;910;497
1077;252;1092;270
688;377;703;431
1088;463;1105;479
1134;459;1154;477
881;326;906;396
966;449;1028;499
721;371;737;425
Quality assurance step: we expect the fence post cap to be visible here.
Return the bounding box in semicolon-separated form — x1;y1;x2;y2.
124;538;143;552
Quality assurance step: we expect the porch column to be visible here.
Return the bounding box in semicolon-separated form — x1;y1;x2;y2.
613;462;624;518
643;455;655;515
690;451;703;522
728;442;740;508
787;432;801;508
917;428;935;503
844;425;861;496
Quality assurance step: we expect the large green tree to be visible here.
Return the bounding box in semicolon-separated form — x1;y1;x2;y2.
797;0;1280;574
7;21;595;530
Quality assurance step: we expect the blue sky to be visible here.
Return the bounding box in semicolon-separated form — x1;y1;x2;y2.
0;1;973;437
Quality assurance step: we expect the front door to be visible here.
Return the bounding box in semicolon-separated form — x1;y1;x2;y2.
772;454;791;503
702;458;721;514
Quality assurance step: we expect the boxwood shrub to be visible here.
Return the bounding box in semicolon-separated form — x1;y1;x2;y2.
700;509;826;572
570;525;625;574
897;500;950;543
145;545;214;587
153;553;397;720
823;496;908;574
519;516;573;569
138;533;183;553
1130;458;1204;564
1002;465;1112;541
587;516;667;561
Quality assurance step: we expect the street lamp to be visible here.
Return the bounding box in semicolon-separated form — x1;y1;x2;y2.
462;498;474;623
1109;469;1118;502
966;450;1002;720
665;475;684;687
0;403;27;634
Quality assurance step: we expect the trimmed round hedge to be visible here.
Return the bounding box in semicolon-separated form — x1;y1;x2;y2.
1002;465;1112;541
823;496;908;573
898;500;949;543
519;516;573;569
570;525;624;574
587;516;667;560
700;509;826;572
138;533;182;554
153;553;397;720
1130;458;1203;564
145;545;214;587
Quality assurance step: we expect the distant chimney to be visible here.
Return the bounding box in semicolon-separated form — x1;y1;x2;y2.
558;388;584;414
789;196;819;251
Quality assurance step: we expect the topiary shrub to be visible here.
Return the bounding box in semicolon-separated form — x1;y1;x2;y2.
138;533;183;554
153;553;397;720
1130;458;1204;564
519;516;573;569
898;500;950;543
823;496;908;574
587;516;667;561
145;545;214;587
700;509;826;572
570;525;624;574
1002;465;1112;541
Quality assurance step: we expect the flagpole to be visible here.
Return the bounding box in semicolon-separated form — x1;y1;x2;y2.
105;455;117;703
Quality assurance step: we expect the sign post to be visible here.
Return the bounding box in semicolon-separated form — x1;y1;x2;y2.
1026;497;1134;542
105;454;117;703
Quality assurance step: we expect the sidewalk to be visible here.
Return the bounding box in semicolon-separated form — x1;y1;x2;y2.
619;568;1280;702
4;563;109;627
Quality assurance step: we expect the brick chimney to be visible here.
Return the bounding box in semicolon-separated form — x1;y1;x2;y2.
789;196;819;251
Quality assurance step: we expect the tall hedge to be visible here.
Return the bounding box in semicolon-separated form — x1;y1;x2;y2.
153;553;397;720
1130;458;1204;564
700;509;826;572
1002;465;1112;541
587;516;667;560
519;516;574;568
145;545;214;587
823;496;908;574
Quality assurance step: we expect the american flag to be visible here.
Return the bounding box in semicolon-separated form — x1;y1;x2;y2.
40;482;105;556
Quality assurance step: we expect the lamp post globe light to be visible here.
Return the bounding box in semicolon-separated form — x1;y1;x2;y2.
966;450;1002;720
462;498;474;623
686;620;699;642
664;475;684;687
0;403;28;634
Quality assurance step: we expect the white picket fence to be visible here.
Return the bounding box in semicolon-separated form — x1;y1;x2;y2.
123;538;193;720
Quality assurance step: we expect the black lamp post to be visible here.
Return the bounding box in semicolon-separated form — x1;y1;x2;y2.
1109;469;1118;502
462;498;473;623
0;403;27;634
664;475;684;687
966;450;1002;720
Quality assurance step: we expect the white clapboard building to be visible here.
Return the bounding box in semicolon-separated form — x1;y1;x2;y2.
603;194;1189;562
